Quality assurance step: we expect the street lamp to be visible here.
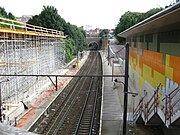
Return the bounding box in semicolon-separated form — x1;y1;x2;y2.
113;78;138;133
0;78;10;123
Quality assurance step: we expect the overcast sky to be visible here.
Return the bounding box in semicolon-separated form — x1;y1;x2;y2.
0;0;173;29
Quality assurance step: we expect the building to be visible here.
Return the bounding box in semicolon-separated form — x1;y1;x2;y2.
80;25;92;31
118;3;180;128
86;28;101;37
16;15;32;23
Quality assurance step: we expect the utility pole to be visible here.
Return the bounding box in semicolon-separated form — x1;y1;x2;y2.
122;43;129;135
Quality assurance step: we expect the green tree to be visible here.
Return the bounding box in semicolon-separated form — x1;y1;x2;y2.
0;6;16;20
98;29;109;48
0;6;17;29
28;6;65;31
8;12;16;20
28;15;41;26
99;29;109;38
144;8;163;19
114;7;163;44
65;38;75;63
28;6;87;62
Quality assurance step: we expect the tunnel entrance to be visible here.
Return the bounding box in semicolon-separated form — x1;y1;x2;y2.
88;42;99;50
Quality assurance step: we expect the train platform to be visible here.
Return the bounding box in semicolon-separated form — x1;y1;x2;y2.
100;49;143;135
100;46;168;135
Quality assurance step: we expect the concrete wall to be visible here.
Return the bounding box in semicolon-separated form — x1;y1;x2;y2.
128;30;180;105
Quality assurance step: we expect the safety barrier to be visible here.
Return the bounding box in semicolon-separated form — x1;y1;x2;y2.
0;17;65;37
133;84;180;127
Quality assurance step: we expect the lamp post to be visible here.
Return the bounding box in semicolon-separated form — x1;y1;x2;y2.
113;78;138;134
123;43;129;135
0;79;10;123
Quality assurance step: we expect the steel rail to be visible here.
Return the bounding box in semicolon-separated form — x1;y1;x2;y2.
89;79;100;135
46;52;98;135
74;78;94;134
28;51;94;133
44;53;95;134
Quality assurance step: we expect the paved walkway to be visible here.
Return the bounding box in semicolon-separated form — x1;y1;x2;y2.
100;50;140;135
101;51;124;135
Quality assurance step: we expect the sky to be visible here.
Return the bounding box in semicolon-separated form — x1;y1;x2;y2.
0;0;174;29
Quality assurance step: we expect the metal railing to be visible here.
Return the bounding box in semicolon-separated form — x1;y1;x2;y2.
133;84;161;123
0;17;64;37
133;98;144;121
133;83;180;127
161;86;180;124
145;84;161;121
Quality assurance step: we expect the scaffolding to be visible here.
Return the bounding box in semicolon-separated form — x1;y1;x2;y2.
0;17;66;106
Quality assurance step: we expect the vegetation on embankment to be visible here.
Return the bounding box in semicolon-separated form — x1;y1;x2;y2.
28;6;87;63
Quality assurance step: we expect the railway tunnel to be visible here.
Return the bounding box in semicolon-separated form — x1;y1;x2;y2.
88;41;99;50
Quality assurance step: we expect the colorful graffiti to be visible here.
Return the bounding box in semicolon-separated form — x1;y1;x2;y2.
130;42;180;95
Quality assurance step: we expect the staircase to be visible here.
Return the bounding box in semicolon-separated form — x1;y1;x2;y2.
133;84;180;128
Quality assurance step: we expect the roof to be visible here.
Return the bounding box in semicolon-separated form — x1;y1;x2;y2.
118;2;180;38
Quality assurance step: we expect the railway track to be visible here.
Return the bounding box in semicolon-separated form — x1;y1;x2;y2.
28;51;102;135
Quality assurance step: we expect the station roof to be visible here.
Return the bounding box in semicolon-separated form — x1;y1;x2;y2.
118;2;180;38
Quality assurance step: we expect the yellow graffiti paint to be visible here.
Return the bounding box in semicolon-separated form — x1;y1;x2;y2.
143;64;153;83
154;70;165;86
166;54;170;66
165;66;173;80
138;75;145;95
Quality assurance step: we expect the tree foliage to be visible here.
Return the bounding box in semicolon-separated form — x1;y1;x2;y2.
114;7;163;44
98;29;110;49
0;6;16;20
28;6;65;31
99;29;109;38
28;6;87;63
65;38;75;63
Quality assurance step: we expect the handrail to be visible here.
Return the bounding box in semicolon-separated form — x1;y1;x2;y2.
133;83;179;126
170;87;180;100
133;89;148;122
162;86;179;102
0;17;24;24
133;83;176;124
0;17;64;37
147;84;161;112
162;86;179;112
146;92;155;113
133;98;143;114
162;86;180;126
145;83;161;121
172;98;180;110
133;98;143;121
